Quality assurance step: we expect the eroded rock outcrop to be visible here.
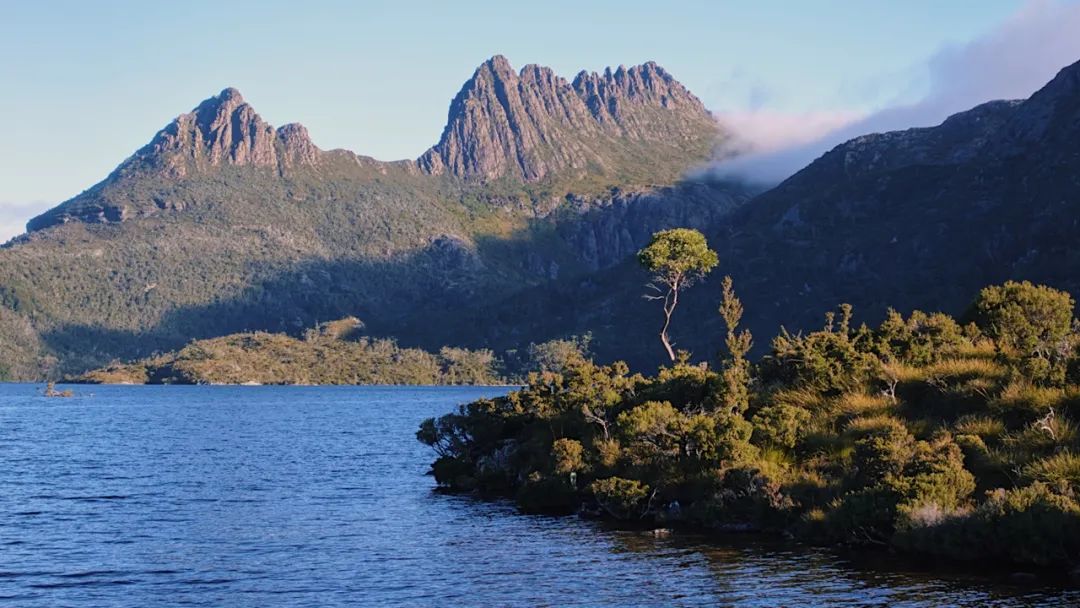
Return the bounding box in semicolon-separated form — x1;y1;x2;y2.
419;56;720;182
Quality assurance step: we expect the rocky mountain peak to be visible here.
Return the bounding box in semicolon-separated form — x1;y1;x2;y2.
419;56;720;183
25;88;331;231
155;87;278;172
276;123;321;167
117;88;326;179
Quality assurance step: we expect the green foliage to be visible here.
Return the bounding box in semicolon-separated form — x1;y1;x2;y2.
752;403;811;449
1022;452;1080;492
974;281;1076;386
851;418;915;485
551;438;585;475
974;281;1075;358
524;334;592;374
419;279;1080;568
718;276;752;414
894;483;1080;566
764;310;878;395
637;228;718;286
77;320;503;385
875;309;966;365
591;477;650;520
637;228;719;362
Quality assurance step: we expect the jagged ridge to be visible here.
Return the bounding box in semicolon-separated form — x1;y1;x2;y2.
418;55;720;182
27;56;719;232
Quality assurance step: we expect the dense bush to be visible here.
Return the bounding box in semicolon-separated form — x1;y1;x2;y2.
420;280;1080;569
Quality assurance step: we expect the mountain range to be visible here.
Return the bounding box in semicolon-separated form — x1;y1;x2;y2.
2;55;1080;380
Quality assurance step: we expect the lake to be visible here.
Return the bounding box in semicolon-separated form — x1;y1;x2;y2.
0;384;1075;606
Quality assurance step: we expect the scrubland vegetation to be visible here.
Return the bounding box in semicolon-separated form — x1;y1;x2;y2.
419;277;1080;569
77;317;504;386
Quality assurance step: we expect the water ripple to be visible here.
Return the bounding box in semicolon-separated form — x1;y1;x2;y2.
0;384;1075;606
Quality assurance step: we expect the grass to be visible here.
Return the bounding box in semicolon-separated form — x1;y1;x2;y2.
769;387;827;412
1022;452;1080;490
991;382;1067;418
923;357;1009;383
1004;415;1079;459
953;415;1007;442
832;391;894;418
843;414;907;439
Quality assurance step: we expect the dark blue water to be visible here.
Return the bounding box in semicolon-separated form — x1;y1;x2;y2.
0;384;1075;606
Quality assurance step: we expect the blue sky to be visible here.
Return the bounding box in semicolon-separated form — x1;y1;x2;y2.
0;0;1061;235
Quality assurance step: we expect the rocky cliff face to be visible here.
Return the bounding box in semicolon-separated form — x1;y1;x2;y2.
122;87;325;178
557;181;752;272
418;56;720;182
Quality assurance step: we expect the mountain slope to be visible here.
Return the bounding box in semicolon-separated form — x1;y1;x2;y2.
717;58;1080;331
483;58;1080;368
0;57;736;379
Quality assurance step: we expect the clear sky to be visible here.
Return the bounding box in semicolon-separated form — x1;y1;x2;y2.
0;0;1045;232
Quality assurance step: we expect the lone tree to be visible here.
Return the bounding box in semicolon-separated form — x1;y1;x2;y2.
638;228;718;362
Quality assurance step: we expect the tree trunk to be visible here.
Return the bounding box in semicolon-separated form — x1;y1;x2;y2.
660;285;678;362
660;330;676;362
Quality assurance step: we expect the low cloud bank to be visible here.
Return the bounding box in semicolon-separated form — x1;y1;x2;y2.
711;0;1080;185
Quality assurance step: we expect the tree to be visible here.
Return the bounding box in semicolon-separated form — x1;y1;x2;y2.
638;229;719;362
718;276;752;414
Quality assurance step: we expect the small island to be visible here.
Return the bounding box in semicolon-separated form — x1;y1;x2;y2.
75;317;506;386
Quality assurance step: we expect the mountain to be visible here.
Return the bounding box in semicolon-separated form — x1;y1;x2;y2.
11;53;1080;382
712;58;1080;334
473;58;1080;367
418;56;717;183
0;56;737;380
29;57;721;233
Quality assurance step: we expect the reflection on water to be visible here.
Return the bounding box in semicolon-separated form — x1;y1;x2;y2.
0;384;1074;607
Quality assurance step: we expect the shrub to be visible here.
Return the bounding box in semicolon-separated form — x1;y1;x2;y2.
876;309;966;365
895;483;1080;566
616;401;683;465
973;281;1074;359
752;403;811;449
894;434;976;510
765;317;879;396
591;477;651;520
683;412;758;468
851;420;915;485
551;438;584;474
592;438;622;470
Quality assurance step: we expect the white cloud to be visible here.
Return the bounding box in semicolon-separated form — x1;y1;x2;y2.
711;0;1080;184
713;109;864;156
